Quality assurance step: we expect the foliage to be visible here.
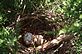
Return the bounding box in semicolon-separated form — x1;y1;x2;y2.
58;0;82;53
0;1;18;53
0;27;18;54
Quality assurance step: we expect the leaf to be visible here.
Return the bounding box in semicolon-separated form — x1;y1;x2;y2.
0;16;2;22
59;29;66;35
74;22;80;27
0;39;4;44
3;27;9;35
79;14;82;19
47;0;50;2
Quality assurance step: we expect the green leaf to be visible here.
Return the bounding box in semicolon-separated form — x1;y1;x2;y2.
79;14;82;19
3;27;9;35
48;0;50;2
0;39;4;44
59;29;67;35
63;1;67;5
0;16;2;22
74;22;80;27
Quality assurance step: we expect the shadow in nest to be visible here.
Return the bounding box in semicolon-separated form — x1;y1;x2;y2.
20;12;58;35
19;12;64;48
18;13;57;47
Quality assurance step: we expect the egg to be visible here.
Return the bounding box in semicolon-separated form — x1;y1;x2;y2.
24;32;33;45
24;32;44;46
